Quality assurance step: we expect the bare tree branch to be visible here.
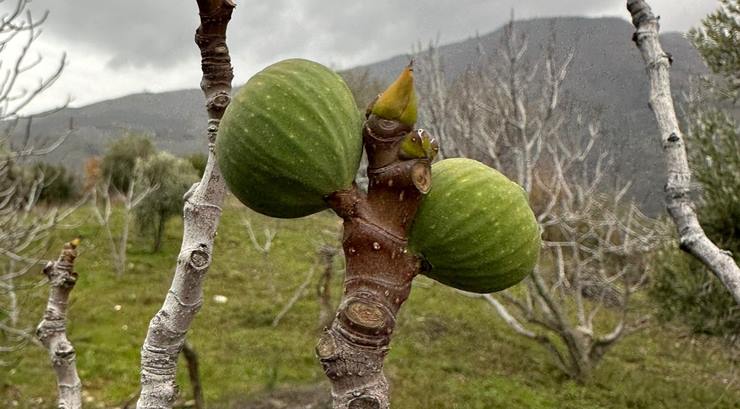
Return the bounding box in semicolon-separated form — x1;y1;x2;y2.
627;0;740;304
36;238;82;409
137;1;234;407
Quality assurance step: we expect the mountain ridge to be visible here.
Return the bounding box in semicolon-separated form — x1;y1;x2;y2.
14;16;709;215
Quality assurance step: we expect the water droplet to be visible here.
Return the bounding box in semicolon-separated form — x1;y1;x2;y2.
349;247;356;254
402;248;408;254
372;242;381;250
384;290;390;297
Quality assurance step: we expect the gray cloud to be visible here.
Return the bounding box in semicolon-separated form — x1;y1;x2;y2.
30;1;199;69
12;0;718;112
27;0;717;72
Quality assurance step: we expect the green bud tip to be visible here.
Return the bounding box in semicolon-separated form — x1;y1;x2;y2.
371;60;417;126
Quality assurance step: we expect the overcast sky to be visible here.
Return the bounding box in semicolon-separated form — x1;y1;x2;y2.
7;0;719;114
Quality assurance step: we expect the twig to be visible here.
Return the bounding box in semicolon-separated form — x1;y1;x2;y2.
272;266;316;327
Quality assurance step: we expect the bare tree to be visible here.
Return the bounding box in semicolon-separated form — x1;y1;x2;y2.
91;164;157;277
136;0;235;407
0;0;77;363
418;19;664;381
627;0;740;304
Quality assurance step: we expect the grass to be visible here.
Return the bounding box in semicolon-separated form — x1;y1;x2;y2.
2;198;739;408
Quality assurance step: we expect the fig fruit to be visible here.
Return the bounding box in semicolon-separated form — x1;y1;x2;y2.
409;158;540;293
216;58;363;218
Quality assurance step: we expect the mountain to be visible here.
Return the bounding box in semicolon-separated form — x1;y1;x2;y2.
14;16;709;215
344;17;707;214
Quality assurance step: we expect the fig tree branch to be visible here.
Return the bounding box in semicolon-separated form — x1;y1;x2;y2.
317;65;433;409
627;0;740;304
36;238;82;409
136;1;234;407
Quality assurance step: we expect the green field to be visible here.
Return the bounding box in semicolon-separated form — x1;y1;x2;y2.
2;200;738;408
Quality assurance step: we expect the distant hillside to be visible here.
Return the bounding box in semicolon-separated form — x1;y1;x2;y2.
345;17;708;214
16;16;709;215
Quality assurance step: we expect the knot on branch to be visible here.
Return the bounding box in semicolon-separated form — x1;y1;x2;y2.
181;244;211;271
337;298;395;341
207;90;231;112
54;340;76;360
206;119;221;145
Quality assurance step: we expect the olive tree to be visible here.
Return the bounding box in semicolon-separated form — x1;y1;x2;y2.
135;152;199;252
101;133;155;193
688;0;739;100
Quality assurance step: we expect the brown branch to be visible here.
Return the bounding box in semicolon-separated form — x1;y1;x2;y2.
316;106;431;407
182;342;205;409
137;1;234;407
36;238;82;409
627;0;740;304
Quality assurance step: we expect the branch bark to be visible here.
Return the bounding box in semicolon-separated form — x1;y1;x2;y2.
137;1;234;407
627;0;740;304
36;239;82;409
317;111;431;408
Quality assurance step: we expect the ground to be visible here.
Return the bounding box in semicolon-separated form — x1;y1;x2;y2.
2;199;738;408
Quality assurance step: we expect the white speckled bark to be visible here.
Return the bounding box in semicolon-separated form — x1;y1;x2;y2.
628;0;740;304
37;240;82;409
137;1;235;407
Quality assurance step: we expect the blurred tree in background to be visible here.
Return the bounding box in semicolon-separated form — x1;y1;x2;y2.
185;152;207;178
30;162;80;204
135;152;199;252
688;0;739;100
101;133;155;193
